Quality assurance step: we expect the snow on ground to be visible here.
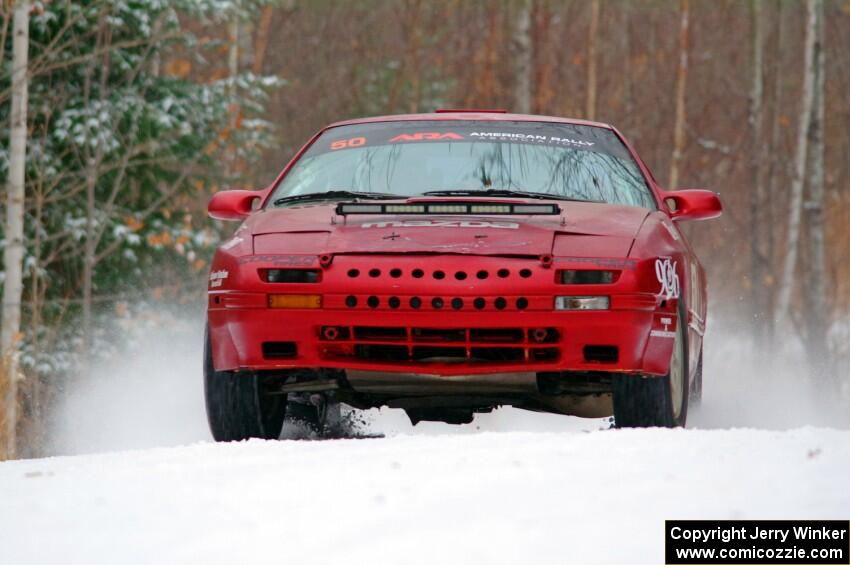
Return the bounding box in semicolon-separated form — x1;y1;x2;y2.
3;312;848;564
2;428;849;565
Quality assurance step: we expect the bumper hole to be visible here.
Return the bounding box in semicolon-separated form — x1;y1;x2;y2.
583;345;619;363
262;342;297;359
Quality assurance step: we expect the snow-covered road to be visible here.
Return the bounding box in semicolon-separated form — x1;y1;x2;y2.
4;317;847;564
2;426;848;565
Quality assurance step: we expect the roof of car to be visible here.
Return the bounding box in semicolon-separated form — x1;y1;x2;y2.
326;111;614;130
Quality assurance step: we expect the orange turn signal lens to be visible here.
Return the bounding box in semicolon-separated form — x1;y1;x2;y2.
268;294;322;309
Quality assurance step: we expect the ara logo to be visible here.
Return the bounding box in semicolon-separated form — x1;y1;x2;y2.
362;220;519;229
389;132;464;142
655;258;680;300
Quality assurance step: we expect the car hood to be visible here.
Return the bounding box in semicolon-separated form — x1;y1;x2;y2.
247;201;649;258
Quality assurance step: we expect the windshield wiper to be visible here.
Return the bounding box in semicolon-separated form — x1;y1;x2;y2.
421;189;602;203
274;190;403;207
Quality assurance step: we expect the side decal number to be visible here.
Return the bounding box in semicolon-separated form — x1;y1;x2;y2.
655;258;680;300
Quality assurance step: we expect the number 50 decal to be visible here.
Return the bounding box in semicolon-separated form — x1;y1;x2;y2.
330;137;366;150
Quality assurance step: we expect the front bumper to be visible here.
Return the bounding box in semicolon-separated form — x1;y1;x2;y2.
208;254;678;376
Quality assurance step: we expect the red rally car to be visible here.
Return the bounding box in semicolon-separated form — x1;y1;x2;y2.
204;110;722;441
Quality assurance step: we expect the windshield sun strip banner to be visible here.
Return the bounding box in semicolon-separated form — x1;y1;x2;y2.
309;121;633;161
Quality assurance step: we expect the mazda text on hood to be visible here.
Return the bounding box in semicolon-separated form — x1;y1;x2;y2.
203;111;722;440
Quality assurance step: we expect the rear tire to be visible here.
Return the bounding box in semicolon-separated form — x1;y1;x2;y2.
689;350;703;405
204;327;287;441
613;303;689;428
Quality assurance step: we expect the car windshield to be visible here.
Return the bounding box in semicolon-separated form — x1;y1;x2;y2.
268;120;656;209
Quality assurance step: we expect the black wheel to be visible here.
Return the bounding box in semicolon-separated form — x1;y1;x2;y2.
204;326;287;441
612;303;689;428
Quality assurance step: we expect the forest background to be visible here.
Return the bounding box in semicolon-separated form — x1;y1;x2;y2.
1;0;848;459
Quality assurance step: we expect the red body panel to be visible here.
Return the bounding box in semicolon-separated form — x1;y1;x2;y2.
208;112;714;385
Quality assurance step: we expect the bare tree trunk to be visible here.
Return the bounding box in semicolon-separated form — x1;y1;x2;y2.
1;0;30;460
252;6;274;75
764;0;786;347
803;0;828;380
668;0;689;189
404;0;423;113
620;2;633;131
81;9;109;360
28;181;44;456
774;0;818;329
513;0;532;114
228;19;239;86
749;0;767;346
585;0;600;121
226;17;240;177
532;0;553;114
81;160;96;356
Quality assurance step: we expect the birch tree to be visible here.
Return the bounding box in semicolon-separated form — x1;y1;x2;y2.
774;0;818;329
1;0;30;460
803;0;828;379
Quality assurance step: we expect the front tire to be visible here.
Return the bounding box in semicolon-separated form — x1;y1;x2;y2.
612;303;689;428
204;327;287;441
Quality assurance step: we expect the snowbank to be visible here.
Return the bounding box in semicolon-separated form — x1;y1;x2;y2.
2;427;847;565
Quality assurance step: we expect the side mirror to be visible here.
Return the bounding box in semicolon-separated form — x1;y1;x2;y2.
662;189;722;222
208;190;261;221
